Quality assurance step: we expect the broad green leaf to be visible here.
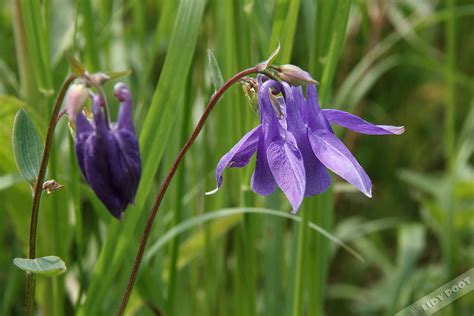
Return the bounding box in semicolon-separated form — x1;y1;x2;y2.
12;109;43;185
207;49;225;90
0;95;27;170
13;256;66;276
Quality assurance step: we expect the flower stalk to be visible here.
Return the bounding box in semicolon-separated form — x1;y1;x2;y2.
25;74;76;316
117;66;259;315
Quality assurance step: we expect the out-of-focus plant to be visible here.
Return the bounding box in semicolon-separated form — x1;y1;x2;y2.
1;0;472;315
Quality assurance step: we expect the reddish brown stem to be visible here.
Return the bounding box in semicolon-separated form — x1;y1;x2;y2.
25;74;76;316
117;67;258;315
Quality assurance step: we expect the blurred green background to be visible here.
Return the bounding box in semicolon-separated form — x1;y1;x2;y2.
0;0;473;315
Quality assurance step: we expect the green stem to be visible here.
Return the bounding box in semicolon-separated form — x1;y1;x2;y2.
167;75;192;315
304;2;351;315
445;0;456;167
25;74;76;316
444;0;456;294
50;152;65;316
12;0;37;104
312;191;333;314
319;0;352;104
68;135;86;308
292;207;309;316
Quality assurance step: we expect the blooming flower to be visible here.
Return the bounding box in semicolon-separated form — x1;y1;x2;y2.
209;74;404;214
73;83;141;219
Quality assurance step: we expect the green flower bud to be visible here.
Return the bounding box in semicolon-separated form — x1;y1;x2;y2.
275;64;318;86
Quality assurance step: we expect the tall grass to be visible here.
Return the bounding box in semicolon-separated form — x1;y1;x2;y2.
0;0;473;315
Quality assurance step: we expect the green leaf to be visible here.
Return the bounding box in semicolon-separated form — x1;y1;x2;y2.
64;51;86;76
207;49;225;90
104;69;132;81
257;42;280;71
144;207;363;264
13;256;67;276
318;0;352;104
0;173;23;191
12;109;43;185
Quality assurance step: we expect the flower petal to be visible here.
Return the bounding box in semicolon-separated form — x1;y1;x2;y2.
251;134;277;196
300;140;332;196
291;85;308;124
258;80;282;143
266;134;305;214
282;83;332;196
281;82;305;136
81;134;126;219
74;113;94;181
308;129;372;197
322;109;405;135
306;84;332;132
208;126;260;194
75;112;93;138
108;129;142;205
114;83;136;133
91;95;108;133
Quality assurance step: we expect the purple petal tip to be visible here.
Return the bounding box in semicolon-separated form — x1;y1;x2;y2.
380;125;405;135
114;82;130;101
365;187;373;198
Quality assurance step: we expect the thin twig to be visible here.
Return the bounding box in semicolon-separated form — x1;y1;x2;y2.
117;66;259;315
25;74;76;316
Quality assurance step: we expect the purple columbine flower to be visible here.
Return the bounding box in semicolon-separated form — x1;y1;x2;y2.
73;83;141;219
208;74;404;214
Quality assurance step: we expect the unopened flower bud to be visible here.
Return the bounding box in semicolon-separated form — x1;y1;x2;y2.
66;84;89;122
74;83;141;219
87;72;111;86
275;64;318;86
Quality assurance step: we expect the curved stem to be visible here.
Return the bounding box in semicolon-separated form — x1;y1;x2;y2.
25;74;76;316
117;66;258;315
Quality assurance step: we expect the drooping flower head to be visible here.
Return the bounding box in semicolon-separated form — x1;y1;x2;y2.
71;83;141;219
209;71;404;214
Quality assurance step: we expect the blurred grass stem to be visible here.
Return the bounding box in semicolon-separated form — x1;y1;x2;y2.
443;0;456;288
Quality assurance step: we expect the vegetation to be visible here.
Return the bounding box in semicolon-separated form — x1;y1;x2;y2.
0;0;472;315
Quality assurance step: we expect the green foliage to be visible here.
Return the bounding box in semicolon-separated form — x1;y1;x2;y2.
13;256;66;277
0;0;472;315
207;49;225;90
12;109;43;186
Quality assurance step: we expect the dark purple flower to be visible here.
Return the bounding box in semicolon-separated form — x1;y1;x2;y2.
209;73;404;214
74;83;141;219
208;78;306;213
